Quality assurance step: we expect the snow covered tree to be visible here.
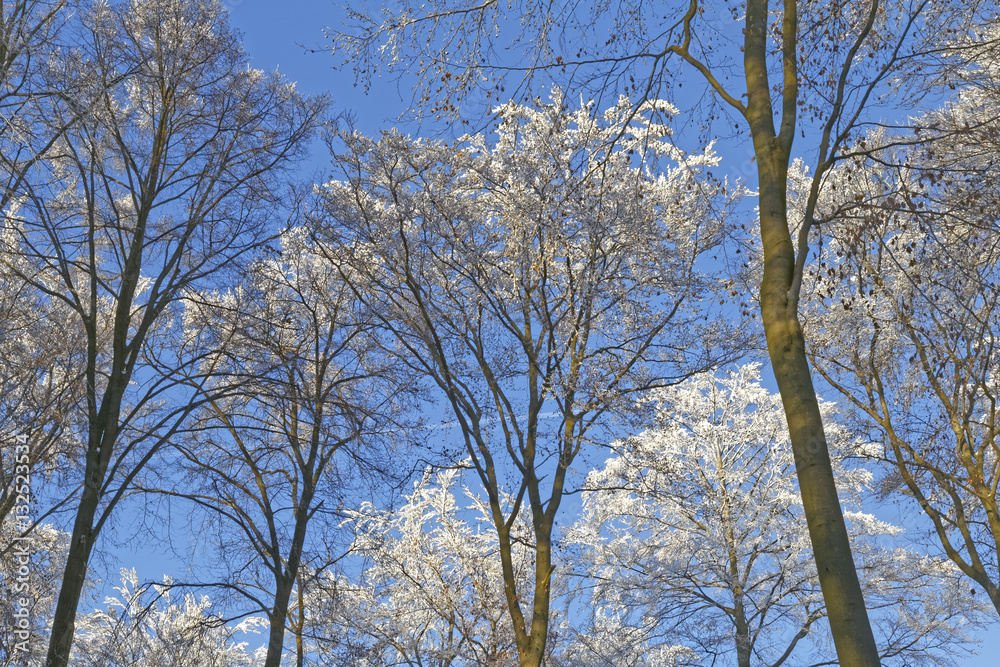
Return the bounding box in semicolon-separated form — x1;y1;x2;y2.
314;91;742;666
325;1;992;661
566;365;988;667
0;0;87;542
0;1;325;665
164;226;410;667
70;569;260;667
308;466;534;666
0;272;87;531
800;31;1000;616
0;0;76;209
0;520;68;667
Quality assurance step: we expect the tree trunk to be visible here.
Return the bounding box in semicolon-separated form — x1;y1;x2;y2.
45;441;104;667
525;517;554;667
488;466;556;667
743;0;881;662
265;576;294;667
263;485;313;667
755;146;880;666
493;502;550;667
733;597;751;667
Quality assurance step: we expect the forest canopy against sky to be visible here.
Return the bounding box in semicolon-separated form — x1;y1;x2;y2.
0;0;998;666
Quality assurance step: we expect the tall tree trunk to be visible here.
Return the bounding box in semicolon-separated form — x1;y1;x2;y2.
733;596;751;667
263;485;314;667
493;498;552;667
265;576;294;667
45;421;114;667
525;516;554;667
488;450;558;667
754;140;880;667
45;490;97;667
742;1;881;663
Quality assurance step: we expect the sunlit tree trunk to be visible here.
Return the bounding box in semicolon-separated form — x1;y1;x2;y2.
747;4;880;660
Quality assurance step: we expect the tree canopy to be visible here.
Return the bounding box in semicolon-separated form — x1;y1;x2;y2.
0;1;996;666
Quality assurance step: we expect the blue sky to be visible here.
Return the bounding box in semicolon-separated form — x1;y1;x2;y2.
155;1;1000;664
230;0;411;141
